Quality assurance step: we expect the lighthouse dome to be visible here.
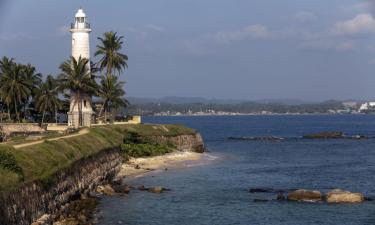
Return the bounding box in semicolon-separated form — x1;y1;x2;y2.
75;8;86;18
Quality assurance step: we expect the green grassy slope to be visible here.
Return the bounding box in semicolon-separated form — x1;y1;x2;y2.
0;124;196;194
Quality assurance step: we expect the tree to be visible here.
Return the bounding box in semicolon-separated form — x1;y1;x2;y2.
0;62;31;122
95;31;128;76
35;75;62;124
97;75;128;122
58;56;97;126
22;64;42;120
0;57;14;121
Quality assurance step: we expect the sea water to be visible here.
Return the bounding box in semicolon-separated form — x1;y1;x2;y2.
98;115;375;225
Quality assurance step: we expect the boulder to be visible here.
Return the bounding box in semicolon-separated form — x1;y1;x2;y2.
277;192;286;201
303;131;344;139
249;188;274;193
112;184;131;194
96;185;116;196
287;189;322;202
148;186;164;193
326;189;364;203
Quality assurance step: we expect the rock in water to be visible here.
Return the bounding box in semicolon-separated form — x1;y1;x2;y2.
326;189;364;203
148;186;164;193
303;131;344;139
277;192;286;201
96;185;116;196
287;189;322;202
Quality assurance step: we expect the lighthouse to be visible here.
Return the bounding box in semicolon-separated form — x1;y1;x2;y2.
67;8;94;127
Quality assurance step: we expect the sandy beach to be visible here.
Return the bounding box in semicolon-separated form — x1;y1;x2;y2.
117;151;207;179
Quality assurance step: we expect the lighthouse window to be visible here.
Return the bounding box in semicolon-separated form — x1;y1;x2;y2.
84;100;87;107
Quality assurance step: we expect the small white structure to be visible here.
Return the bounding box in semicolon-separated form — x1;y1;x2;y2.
359;102;375;112
68;8;94;128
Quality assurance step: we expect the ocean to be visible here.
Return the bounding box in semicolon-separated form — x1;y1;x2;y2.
98;115;375;225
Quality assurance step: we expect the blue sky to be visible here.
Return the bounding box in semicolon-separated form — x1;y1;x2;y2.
1;0;375;101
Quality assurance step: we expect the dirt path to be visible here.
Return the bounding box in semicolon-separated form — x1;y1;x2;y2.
13;128;89;149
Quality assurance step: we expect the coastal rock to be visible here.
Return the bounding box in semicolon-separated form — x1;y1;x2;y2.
287;189;322;202
112;184;131;194
249;188;274;193
96;185;116;196
326;189;364;203
229;136;283;141
277;192;286;201
31;214;51;225
303;131;344;139
148;187;164;193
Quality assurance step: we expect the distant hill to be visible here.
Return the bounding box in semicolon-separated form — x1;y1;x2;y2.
127;96;313;105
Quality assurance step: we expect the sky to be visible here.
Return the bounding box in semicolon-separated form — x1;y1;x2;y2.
1;0;375;101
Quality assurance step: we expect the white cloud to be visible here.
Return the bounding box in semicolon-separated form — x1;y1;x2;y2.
56;25;70;36
214;24;270;43
332;13;375;36
293;11;317;23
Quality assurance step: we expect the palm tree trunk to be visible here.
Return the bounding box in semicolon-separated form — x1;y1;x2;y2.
98;99;106;120
55;106;58;124
23;100;27;121
7;107;10;122
41;110;45;125
14;96;19;122
78;91;82;127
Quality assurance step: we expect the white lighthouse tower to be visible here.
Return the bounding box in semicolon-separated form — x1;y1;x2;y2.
68;8;94;128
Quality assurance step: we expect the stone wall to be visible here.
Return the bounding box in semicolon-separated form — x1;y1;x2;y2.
0;148;123;225
0;123;45;136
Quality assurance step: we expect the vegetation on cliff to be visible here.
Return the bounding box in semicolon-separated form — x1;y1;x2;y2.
0;124;197;194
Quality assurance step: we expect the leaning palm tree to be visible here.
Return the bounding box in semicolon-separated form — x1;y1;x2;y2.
0;62;31;122
22;64;42;120
97;75;128;122
58;56;97;126
35;75;62;125
95;31;128;76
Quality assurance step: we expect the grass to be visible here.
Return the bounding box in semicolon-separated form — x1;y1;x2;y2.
120;143;174;158
0;123;197;194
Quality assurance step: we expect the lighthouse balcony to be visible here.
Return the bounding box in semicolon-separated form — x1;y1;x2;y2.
71;22;91;30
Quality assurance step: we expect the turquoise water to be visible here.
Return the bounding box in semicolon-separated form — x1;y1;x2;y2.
98;115;375;225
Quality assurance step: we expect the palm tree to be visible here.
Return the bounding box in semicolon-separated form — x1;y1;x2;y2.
95;31;128;76
97;75;128;122
35;75;62;125
0;62;31;122
22;64;42;120
0;57;14;121
58;56;97;126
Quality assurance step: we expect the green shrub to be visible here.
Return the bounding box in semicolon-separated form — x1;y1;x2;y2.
0;149;23;179
120;143;174;158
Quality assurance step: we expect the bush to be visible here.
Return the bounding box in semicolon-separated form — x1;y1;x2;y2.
120;143;174;158
0;149;23;179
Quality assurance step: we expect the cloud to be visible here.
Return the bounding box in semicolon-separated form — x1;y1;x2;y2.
145;24;165;32
55;25;70;36
332;13;375;36
214;24;270;43
293;11;317;23
299;39;356;52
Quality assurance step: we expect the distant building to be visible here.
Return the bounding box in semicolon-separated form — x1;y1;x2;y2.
342;101;357;109
359;102;375;113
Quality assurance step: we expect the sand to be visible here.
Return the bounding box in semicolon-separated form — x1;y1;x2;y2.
117;151;205;179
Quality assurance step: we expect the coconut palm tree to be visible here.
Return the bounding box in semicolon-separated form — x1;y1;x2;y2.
0;62;31;122
95;31;128;76
97;75;128;122
22;64;42;120
0;57;14;121
35;75;62;125
58;56;97;126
